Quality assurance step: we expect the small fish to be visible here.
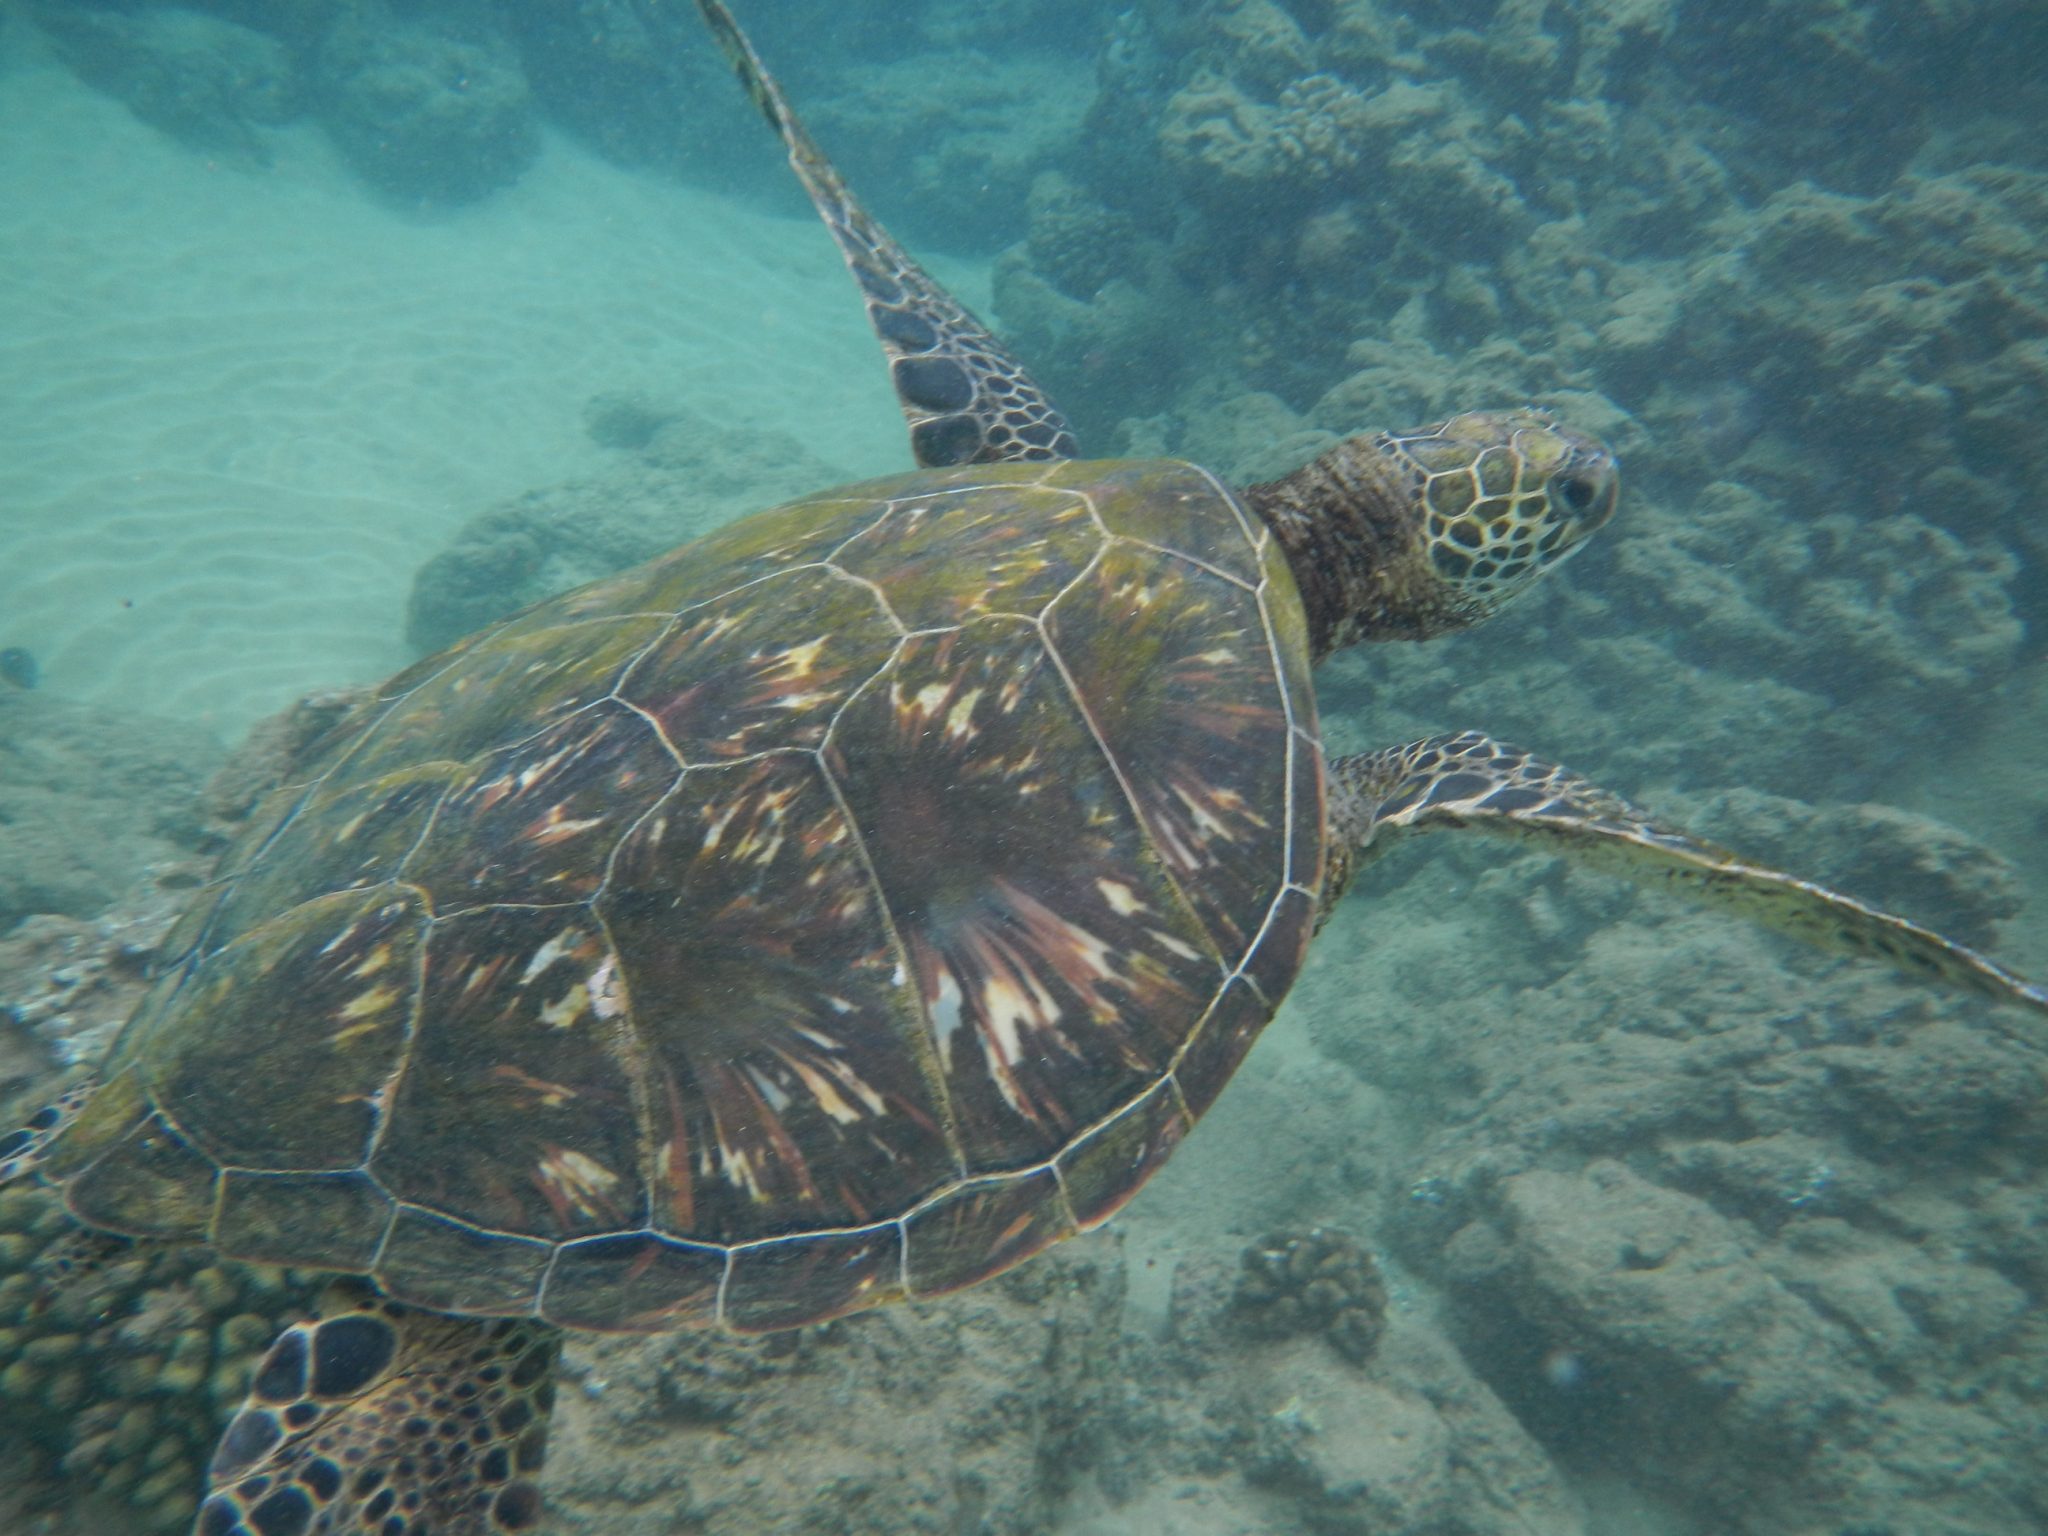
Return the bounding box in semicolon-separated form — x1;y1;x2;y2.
0;647;38;689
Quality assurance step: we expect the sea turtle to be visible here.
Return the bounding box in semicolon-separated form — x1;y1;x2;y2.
4;3;2045;1533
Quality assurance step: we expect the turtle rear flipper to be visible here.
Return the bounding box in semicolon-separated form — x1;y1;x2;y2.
0;1071;98;1187
197;1280;559;1536
1327;731;2048;1016
680;0;1076;467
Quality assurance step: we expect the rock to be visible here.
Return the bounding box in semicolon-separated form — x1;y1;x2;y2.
1125;1250;1589;1536
543;1250;1126;1534
1689;790;2024;949
32;4;300;165
0;688;222;943
313;3;538;207
804;46;1089;251
403;409;838;654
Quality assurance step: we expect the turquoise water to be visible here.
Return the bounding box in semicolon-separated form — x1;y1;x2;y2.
1;2;2044;1533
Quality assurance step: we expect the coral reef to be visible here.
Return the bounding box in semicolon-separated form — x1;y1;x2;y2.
1231;1226;1388;1365
1;910;170;1076
1297;837;2048;1535
542;1233;1580;1536
0;687;221;947
404;403;838;654
543;1253;1124;1534
28;4;297;166
0;1181;309;1532
312;4;538;207
801;47;1090;251
1094;1239;1588;1536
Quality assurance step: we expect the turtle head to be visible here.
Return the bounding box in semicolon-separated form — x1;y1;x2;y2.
1245;408;1619;660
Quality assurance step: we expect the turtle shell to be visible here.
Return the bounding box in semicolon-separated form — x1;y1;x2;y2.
43;459;1323;1334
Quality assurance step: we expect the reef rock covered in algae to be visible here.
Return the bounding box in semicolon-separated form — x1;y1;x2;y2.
1301;869;2048;1534
404;400;840;654
0;687;221;971
0;1182;311;1533
979;0;2044;815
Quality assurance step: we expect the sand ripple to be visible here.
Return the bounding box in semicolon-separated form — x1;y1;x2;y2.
0;54;920;741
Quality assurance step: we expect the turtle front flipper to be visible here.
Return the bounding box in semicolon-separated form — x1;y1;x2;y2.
681;0;1077;467
0;1070;98;1186
1325;731;2048;1016
197;1280;559;1536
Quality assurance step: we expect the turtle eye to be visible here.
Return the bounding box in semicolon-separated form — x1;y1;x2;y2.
1555;473;1597;514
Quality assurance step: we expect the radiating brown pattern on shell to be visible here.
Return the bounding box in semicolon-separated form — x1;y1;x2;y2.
43;461;1322;1332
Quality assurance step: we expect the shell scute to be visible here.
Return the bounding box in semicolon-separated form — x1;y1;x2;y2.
209;761;459;940
35;1067;149;1184
619;489;883;612
144;885;425;1173
1076;459;1265;583
722;1223;906;1334
377;1205;554;1316
824;619;1221;1171
829;471;1103;628
598;752;952;1246
158;780;310;964
336;615;669;789
616;564;900;762
410;701;678;912
1170;975;1270;1120
1048;540;1301;962
1055;1079;1190;1231
64;1107;219;1239
1242;884;1317;1005
539;1232;725;1333
376;907;647;1242
902;1167;1072;1298
215;1169;392;1272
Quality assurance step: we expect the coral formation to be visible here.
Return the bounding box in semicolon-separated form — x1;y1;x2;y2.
404;405;837;653
801;47;1091;251
542;1254;1127;1534
1231;1226;1388;1365
28;4;296;166
313;6;538;207
1297;830;2048;1534
0;1181;308;1532
1021;172;1140;304
0;688;221;946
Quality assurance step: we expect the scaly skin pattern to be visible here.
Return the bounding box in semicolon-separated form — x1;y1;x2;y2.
196;1280;556;1536
37;458;1322;1335
1245;409;1618;658
690;0;1075;467
1325;731;2048;1014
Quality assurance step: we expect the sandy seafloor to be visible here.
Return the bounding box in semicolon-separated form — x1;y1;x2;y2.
0;40;905;737
3;2;2047;1534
